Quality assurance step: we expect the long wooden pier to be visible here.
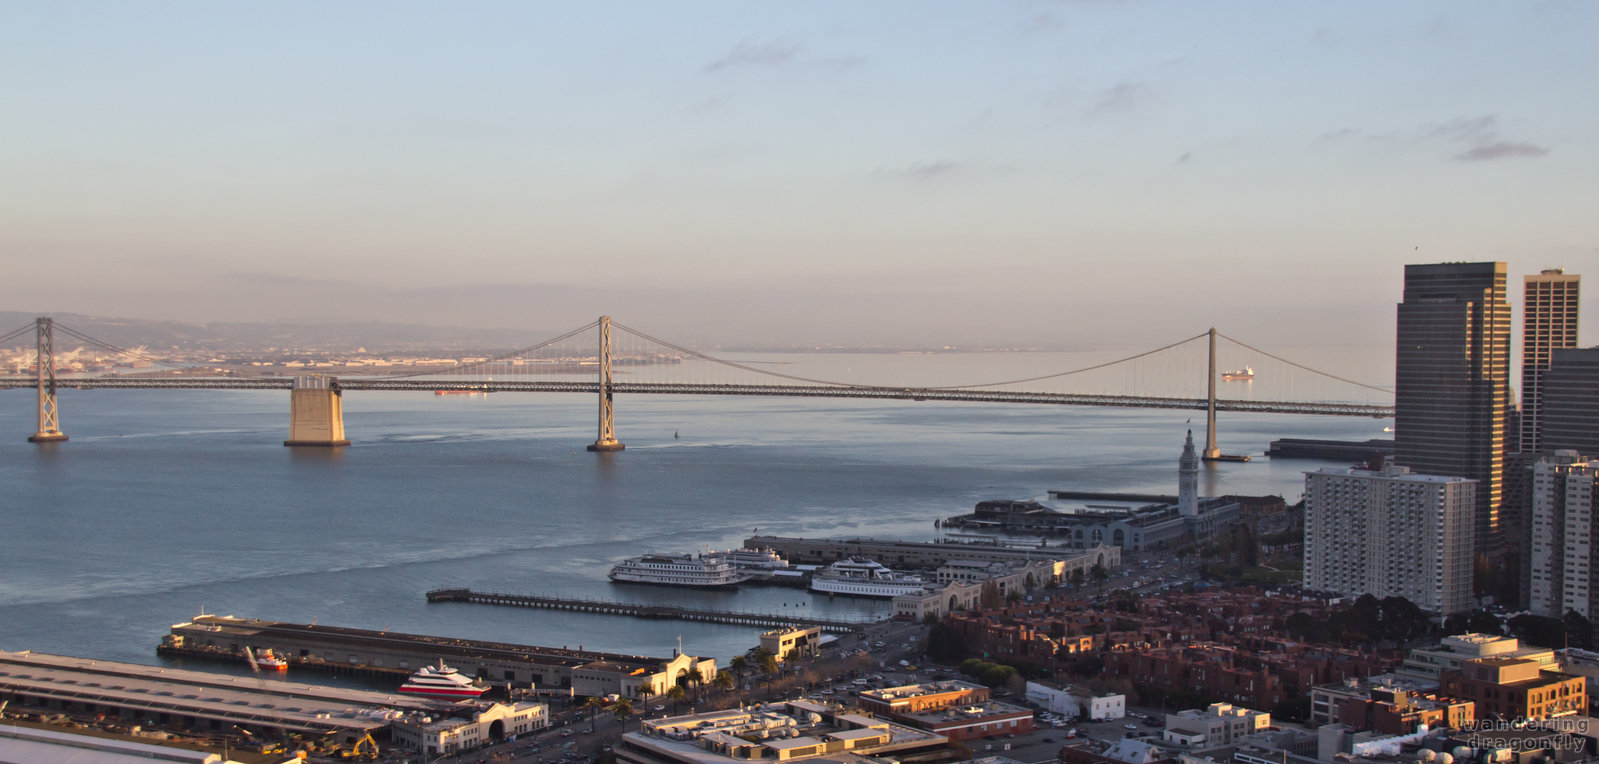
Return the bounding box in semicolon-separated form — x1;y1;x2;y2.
426;589;871;633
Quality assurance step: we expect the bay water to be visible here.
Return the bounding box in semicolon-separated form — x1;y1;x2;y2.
0;352;1389;678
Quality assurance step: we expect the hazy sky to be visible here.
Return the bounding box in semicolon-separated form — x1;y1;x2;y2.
2;1;1595;354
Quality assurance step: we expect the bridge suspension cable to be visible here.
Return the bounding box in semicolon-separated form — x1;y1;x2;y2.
611;321;1216;392
0;323;35;347
1215;332;1392;395
353;319;602;379
51;322;197;372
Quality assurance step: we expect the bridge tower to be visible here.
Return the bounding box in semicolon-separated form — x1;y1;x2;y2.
587;315;625;452
28;317;67;443
1203;327;1220;460
283;375;350;447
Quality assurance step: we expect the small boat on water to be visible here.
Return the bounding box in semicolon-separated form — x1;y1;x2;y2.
399;661;488;699
246;646;288;672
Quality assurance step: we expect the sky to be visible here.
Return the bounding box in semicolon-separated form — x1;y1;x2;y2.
2;1;1595;357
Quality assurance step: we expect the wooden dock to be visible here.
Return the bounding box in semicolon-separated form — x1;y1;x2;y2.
426;589;871;633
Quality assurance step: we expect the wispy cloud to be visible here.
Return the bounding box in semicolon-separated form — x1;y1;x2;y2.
704;40;802;72
1321;115;1549;162
1174;152;1192;165
889;160;960;181
1090;82;1150;115
1454;141;1551;161
1424;115;1550;161
1021;12;1064;34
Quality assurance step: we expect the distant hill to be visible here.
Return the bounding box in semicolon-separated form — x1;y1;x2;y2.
0;312;550;355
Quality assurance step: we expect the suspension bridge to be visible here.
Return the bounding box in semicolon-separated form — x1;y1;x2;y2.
0;316;1393;455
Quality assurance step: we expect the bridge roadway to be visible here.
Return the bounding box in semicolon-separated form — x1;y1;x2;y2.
426;588;868;632
0;376;1394;417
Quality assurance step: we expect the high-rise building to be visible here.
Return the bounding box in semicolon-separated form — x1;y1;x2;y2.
1520;269;1581;453
1395;261;1511;565
1303;465;1476;614
1542;348;1599;456
1528;451;1599;619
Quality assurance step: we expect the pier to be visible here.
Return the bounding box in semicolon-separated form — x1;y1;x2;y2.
426;589;870;633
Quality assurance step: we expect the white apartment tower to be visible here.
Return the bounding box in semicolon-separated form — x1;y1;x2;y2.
1529;451;1599;618
1303;465;1476;614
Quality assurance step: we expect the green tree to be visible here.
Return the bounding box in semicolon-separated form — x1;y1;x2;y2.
610;697;634;726
1565;611;1594;650
664;685;686;713
979;581;1003;609
1090;564;1109;591
1069;569;1085;588
713;670;735;693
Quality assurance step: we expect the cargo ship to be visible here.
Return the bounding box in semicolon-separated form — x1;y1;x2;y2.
1221;367;1254;381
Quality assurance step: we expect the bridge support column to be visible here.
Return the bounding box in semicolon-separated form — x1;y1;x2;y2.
587;315;625;452
284;375;350;447
29;317;67;443
1203;327;1220;459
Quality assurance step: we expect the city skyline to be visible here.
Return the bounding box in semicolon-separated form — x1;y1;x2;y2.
2;2;1597;352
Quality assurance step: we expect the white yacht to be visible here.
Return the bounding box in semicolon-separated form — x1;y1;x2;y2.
718;547;790;572
608;553;750;588
809;558;926;598
399;661;488;699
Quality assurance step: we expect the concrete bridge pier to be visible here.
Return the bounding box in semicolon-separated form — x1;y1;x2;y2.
283;375;350;447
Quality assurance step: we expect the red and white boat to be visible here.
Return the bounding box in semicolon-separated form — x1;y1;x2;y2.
399;661;488;699
246;646;288;672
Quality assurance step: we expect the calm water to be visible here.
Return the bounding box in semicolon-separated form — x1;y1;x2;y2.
0;353;1390;676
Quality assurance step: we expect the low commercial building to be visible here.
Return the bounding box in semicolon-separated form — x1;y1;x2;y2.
391;701;548;757
1024;681;1124;721
1161;703;1270;747
1309;675;1473;733
760;627;822;663
615;700;948;764
856;680;988;717
1398;633;1558;683
1439;657;1586;721
895;699;1034;741
893;560;1058;621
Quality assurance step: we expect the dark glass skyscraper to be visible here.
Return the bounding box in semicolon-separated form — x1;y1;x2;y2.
1395;261;1511;564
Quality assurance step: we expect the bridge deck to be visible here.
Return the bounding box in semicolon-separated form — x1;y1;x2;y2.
0;377;1394;417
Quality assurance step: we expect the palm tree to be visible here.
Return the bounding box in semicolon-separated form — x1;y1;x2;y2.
729;655;748;684
609;697;634;728
664;685;686;714
757;652;780;693
712;670;734;694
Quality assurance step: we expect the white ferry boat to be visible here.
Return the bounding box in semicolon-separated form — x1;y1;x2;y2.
718;547;790;572
608;553;751;588
809;558;927;598
399;661;488;700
